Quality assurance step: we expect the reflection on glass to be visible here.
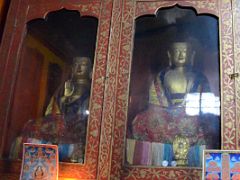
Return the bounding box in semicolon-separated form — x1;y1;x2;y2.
185;93;220;116
126;6;220;167
8;9;98;163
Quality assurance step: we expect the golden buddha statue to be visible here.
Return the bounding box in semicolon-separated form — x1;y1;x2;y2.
43;56;92;162
10;57;92;163
132;41;210;166
148;42;209;108
163;42;195;105
133;41;209;142
45;56;92;117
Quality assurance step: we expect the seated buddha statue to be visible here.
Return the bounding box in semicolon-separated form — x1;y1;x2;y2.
10;57;92;163
132;41;211;152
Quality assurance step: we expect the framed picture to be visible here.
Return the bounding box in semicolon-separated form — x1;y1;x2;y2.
203;150;240;180
20;143;58;180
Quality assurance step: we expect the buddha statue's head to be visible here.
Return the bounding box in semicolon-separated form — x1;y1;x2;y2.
167;42;195;68
70;57;92;91
72;57;92;78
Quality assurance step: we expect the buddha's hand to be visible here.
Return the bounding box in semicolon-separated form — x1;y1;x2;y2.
64;80;74;97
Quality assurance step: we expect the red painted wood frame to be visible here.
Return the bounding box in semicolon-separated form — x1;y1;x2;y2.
97;0;239;179
0;0;113;179
0;0;240;179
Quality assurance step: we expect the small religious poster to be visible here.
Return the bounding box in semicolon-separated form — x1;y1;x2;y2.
20;143;58;180
203;150;240;180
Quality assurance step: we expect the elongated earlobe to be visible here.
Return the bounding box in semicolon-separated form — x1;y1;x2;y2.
167;51;172;66
89;71;93;79
71;66;75;79
190;51;196;66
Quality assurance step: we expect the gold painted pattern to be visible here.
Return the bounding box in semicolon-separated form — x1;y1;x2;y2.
83;0;113;179
97;0;123;178
109;0;135;179
122;167;201;180
136;1;219;18
233;0;240;149
220;0;236;150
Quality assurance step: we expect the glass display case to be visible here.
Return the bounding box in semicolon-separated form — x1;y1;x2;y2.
101;0;240;179
126;6;220;168
6;9;98;164
0;0;113;179
0;0;240;179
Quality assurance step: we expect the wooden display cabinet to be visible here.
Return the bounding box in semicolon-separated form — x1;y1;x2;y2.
99;0;240;179
0;0;113;179
0;0;240;179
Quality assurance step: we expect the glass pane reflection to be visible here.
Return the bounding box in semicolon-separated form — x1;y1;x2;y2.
185;92;220;116
7;9;98;164
126;6;220;167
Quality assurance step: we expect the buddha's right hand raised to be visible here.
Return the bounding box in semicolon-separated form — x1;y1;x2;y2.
64;80;74;97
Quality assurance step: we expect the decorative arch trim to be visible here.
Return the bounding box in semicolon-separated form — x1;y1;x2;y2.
135;1;219;18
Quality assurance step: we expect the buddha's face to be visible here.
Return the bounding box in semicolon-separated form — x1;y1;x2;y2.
72;58;90;76
170;42;191;67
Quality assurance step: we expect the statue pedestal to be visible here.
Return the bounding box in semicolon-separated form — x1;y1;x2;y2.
176;159;188;166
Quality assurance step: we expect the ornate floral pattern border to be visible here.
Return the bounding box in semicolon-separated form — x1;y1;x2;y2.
97;0;124;179
233;0;240;150
0;0;113;179
105;0;236;179
220;0;236;150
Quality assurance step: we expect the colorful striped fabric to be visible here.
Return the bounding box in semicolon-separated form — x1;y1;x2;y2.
126;138;205;167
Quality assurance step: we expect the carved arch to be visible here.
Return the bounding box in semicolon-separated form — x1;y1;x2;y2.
135;1;219;18
26;0;101;22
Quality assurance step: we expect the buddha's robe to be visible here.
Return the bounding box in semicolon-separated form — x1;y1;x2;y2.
132;69;210;146
10;83;89;162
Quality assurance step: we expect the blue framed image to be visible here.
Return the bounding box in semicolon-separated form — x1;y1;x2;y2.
203;150;240;180
20;143;58;180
